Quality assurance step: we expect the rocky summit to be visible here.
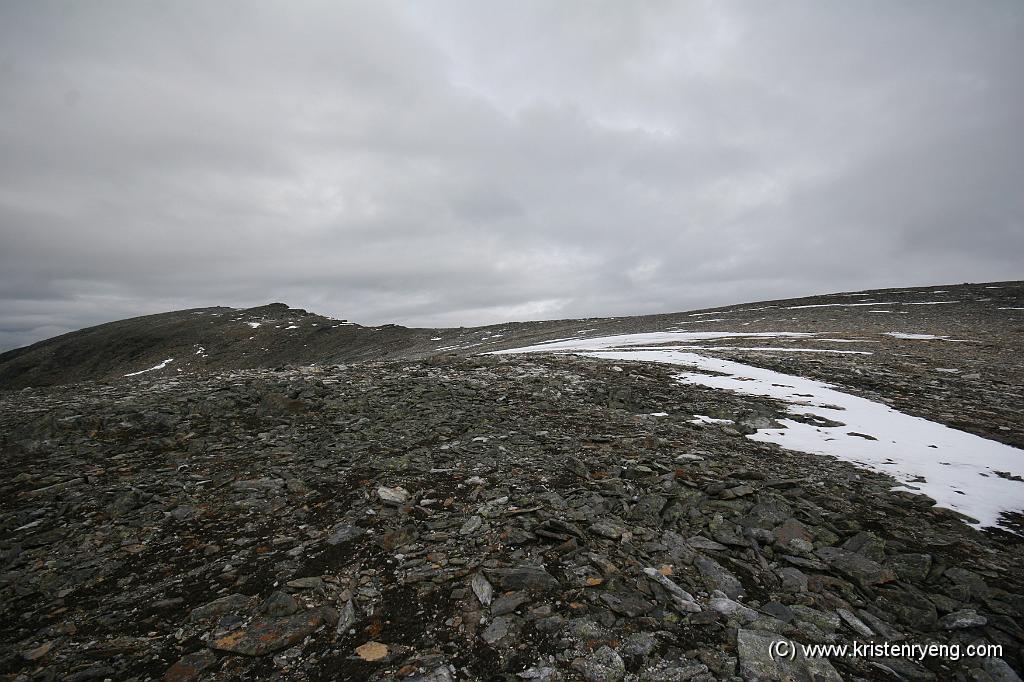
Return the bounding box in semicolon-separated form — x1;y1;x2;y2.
1;282;1023;682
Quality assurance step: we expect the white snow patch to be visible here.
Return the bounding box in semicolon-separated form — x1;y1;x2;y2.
999;307;1024;311
585;348;1023;532
903;301;959;305
619;345;872;355
430;337;443;341
671;319;727;324
690;415;734;425
705;346;871;355
285;325;299;330
125;358;174;377
886;332;947;340
493;335;1024;532
648;412;669;417
787;302;895;309
490;331;814;355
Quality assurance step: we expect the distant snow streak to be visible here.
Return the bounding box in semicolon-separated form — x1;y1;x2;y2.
124;358;174;377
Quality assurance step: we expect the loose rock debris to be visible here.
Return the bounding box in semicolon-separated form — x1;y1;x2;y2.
1;352;1022;681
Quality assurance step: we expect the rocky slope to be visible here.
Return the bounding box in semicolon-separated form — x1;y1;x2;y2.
1;281;1023;681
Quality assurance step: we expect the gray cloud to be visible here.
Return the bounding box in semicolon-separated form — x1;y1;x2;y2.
1;0;1021;350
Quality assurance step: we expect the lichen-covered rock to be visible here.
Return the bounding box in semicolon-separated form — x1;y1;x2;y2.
208;607;338;656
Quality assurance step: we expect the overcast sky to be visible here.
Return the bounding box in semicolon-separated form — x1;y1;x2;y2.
1;1;1022;350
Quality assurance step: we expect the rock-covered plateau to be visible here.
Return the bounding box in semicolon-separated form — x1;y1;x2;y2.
1;282;1022;681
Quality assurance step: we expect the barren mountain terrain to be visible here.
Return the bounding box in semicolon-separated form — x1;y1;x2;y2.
1;281;1022;681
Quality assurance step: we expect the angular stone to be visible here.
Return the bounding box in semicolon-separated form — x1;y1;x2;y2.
379;524;418;550
377;486;409;506
407;666;455;682
355;641;389;661
943;568;991;599
694;555;745;599
720;484;755;499
841;531;885;562
188;594;251;622
836;608;873;637
643;567;701;612
600;589;654;617
816;546;895;586
790;605;840;631
460;515;483;535
878;588;938;628
872;657;935;681
740;500;793;529
164;650;218;682
637;661;709;681
619;632;658;657
209;606;338;656
590;522;623;540
482;615;514;645
686;536;729;552
774;518;813;546
710;594;758;623
572;646;625;682
471;572;493;606
891;553;932;583
856;609;904;640
629;493;666;526
261;591;300;617
335;599;356;635
519;667;562;681
486;565;559;592
983;657;1023;682
938;609;987;629
491;591;529;616
326;523;365;545
285;577;323;591
709;516;748;547
761;601;795;623
736;629;842;682
777;567;808;593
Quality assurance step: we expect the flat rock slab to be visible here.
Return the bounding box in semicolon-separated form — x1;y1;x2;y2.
736;629;842;682
600;590;654;617
326;523;365;545
694;555;745;599
816;547;896;586
485;565;559;592
188;594;252;623
209;607;338;656
164;650;218;682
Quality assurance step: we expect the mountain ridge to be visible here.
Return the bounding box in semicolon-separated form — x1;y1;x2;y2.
3;280;1022;392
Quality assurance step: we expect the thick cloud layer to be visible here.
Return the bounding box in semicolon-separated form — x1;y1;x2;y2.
1;1;1021;350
